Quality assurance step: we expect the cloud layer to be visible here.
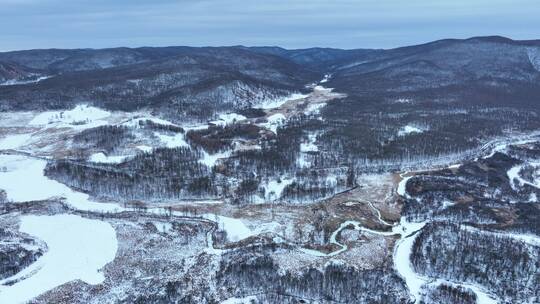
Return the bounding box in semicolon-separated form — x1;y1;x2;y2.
1;0;539;51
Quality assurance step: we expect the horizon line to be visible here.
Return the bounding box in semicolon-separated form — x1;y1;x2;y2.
1;35;539;54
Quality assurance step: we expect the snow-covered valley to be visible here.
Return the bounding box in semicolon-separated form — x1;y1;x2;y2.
1;43;540;303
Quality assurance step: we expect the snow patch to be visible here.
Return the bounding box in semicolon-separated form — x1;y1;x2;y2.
0;76;51;86
397;175;412;198
29;105;111;128
507;163;540;191
89;152;130;164
304;102;327;115
255;93;308;110
0;133;33;150
200;150;231;168
262;177;295;201
156;132;189;148
0;214;117;304
395;98;412;104
261;113;286;134
220;295;258;304
398;125;425;137
320;74;331;84
153;221;174;233
211;113;246;126
203;214;253;242
136;145;153;153
447;163;462;169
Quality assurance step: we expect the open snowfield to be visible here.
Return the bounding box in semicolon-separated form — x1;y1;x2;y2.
0;133;33;150
156;132;189;148
0;154;123;212
203;214;253;242
29;105;111;127
0;214;117;304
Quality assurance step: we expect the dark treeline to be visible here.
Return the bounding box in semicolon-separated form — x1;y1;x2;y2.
216;245;409;303
45;147;218;200
73;125;134;153
318;95;540;171
402;149;540;235
137;119;184;133
421;283;477;304
187;123;264;154
0;228;46;281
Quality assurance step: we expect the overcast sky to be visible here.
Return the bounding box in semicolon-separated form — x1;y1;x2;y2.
1;0;539;51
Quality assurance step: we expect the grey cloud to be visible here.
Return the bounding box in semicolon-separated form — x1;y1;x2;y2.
0;0;539;51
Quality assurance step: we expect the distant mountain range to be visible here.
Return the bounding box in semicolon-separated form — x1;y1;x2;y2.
1;36;539;119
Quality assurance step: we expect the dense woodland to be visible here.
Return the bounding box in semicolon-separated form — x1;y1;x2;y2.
421;283;477;304
216;246;409;304
412;222;540;303
45;147;216;200
73;125;134;153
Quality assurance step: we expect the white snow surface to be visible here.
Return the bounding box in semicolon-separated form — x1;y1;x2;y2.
0;133;33;150
29;105;111;127
255;93;308;110
156;132;189;148
136;145;153;153
261;113;286;134
0;76;51;86
220;295;258;304
211;113;246;126
0;155;123;212
262;177;294;201
304;102;327;115
203;214;253;242
393;220;427;303
320;74;331;83
89;152;130;164
397;176;412;198
395;98;412;104
152;221;174;234
200;150;231;168
398;125;425;137
0;214;117;304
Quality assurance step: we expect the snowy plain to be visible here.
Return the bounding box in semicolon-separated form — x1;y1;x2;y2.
0;154;123;212
29;105;111;128
0;214;117;304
